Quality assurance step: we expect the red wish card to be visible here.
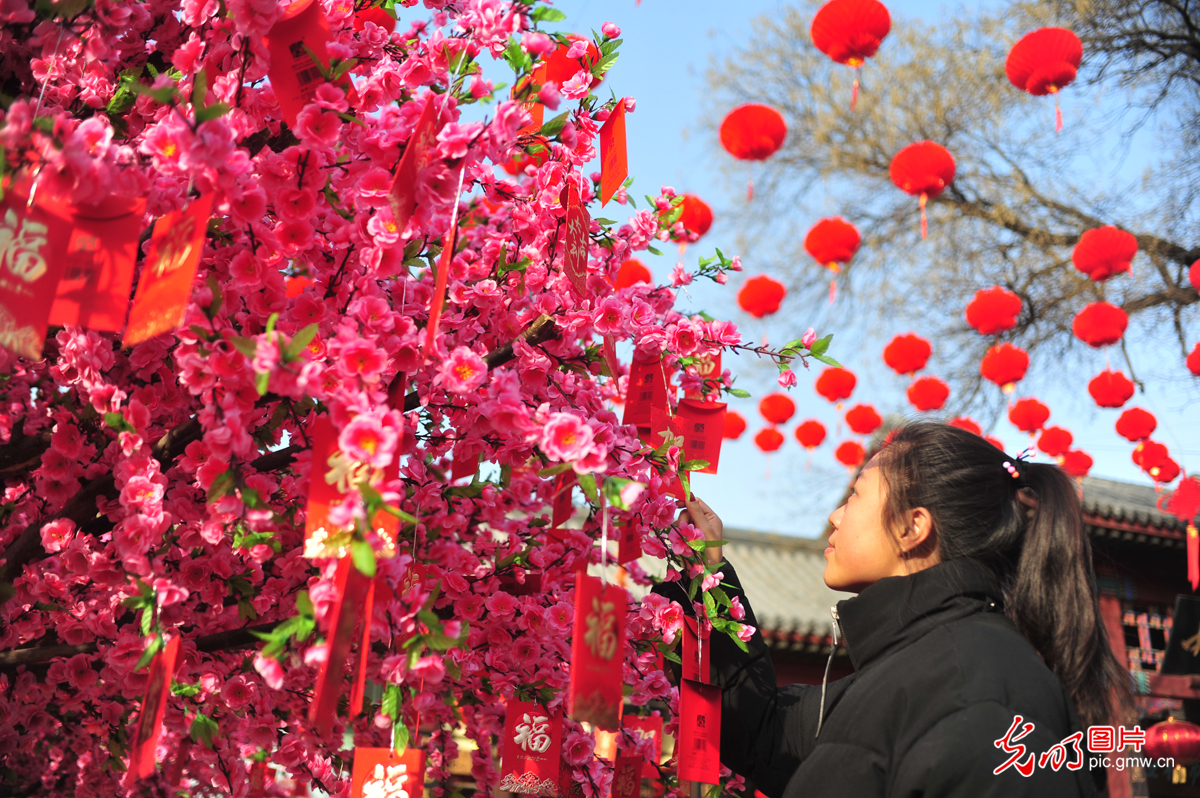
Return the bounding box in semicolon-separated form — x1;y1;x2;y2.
677;678;721;784
422;163;466;362
49;195;146;332
0;189;74;359
551;471;576;530
264;0;341;127
599;100;628;206
309;556;373;737
568;572;628;731
499;700;562;795
682;616;711;684
126;634;181;784
348;577;376;717
617;524;642;565
684;352;722;400
350;748;426;798
388;98;444;236
624;715;664;778
622;356;672;429
123;193;212;347
562;180;589;297
558;755;585;798
674;399;727;475
601;334;621;382
612;756;643;798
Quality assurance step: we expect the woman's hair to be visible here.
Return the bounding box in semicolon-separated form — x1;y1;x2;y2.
876;421;1133;729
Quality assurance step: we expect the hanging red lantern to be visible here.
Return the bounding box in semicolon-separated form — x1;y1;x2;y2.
737;275;787;318
759;393;797;425
795;419;827;449
543;37;602;88
1155;458;1182;484
844;404;883;435
815;367;857;404
804;217;861;273
1071;226;1138;282
723;410;747;440
719;104;787;161
1190;259;1200;291
614;259;651;289
1005;27;1082;132
979;343;1029;392
1088;369;1135;408
1008;398;1050;433
1144;719;1200;765
502;146;551;176
906;376;949;412
353;5;396;32
754;427;785;453
949;416;982;436
889;141;955;238
1188;343;1200;376
677;194;713;239
1037;426;1073;457
985;435;1006;451
810;0;892;110
1059;450;1093;478
883;333;931;375
1072;302;1128;348
1115;408;1156;442
1133;440;1169;471
966;286;1022;335
835;440;866;468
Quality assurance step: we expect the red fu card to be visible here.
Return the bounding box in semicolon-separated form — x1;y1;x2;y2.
388;98;444;236
598;100;628;207
622;356;672;429
617;524;642;565
0;189;74;359
264;0;341;127
499;700;562;795
568;572;628;731
309;556;373;737
126;634;181;784
123;193;212;347
350;748;426;798
684;351;722;400
674;399;727;475
612;755;643;798
677;678;721;784
558;755;586;798
49;195;146;332
624;715;664;778
682;616;711;684
562;180;589;297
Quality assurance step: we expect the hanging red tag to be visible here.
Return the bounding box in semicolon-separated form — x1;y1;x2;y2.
264;0;341;127
386;371;408;412
422;164;466;363
125;634;181;783
497;570;543;596
645;405;688;501
349;577;376;717
682;616;711;684
674;399;727;475
310;557;373;736
451;447;479;483
551;471;576;529
612;756;643;798
617;525;642;565
624;715;664;778
123;193;213;347
499;700;563;795
599;100;628;206
684;351;722;400
558;754;585;798
48;195;145;332
248;760;272;798
622;356;671;429
602;334;621;381
677;678;721;784
562;180;590;296
350;748;426;798
0;188;74;360
387;99;443;235
569;572;627;731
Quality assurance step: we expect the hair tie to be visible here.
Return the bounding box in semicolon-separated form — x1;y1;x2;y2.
1002;460;1020;480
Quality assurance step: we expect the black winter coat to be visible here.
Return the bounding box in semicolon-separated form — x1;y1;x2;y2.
656;555;1104;797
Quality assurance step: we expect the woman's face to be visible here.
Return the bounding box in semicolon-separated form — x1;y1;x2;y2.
824;456;907;593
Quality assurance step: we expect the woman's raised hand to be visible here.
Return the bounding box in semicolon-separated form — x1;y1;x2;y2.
676;495;725;567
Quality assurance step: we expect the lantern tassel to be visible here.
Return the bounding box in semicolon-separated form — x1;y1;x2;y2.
1189;524;1199;591
918;193;928;239
1054;95;1063;134
851;71;860;112
828;278;837;305
746;178;754;202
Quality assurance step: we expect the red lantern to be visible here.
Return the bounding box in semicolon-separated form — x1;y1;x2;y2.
985;435;1006;451
353;5;396;32
677;195;713;239
795;419;827;449
1072;302;1128;348
844;404;883;435
502;146;550;176
1188;343;1200;376
759;393;797;425
614;259;651;289
1037;426;1073;457
835;440;866;468
966;286;1022;335
979;343;1029;392
544;37;602;88
1115;407;1156;442
1008;398;1049;433
1190;259;1200;291
1059;450;1093;478
1133;440;1169;472
949;416;982;436
723;410;747;440
906;376;949;412
1088;369;1135;408
1143;719;1200;765
1154;458;1182;484
804;217;861;273
1072;226;1137;282
883;333;931;375
889;141;955;238
720;104;787;161
815;367;857;404
737;275;786;318
754;427;784;453
1006;27;1082;132
810;0;891;109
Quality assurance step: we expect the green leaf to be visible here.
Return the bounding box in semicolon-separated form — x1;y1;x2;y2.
539;112;569;139
351;539;377;578
646;245;662;256
103;412;135;434
296;590;315;617
536;463;573;477
812;352;843;368
190;713;219;749
726;388;751;398
702;589;716;618
680;459;710;473
171;683;202;697
531;6;566;21
379;504;419;526
134;635;163;671
255;370;271;396
228;336;258;358
392;717;410;753
207;470;235;503
195;101;230;124
191;68;208;109
285;323;320;361
811;334;833;357
576;473;598;504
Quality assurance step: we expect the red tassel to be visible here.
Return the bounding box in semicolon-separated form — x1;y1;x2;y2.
828;279;837;304
919;193;928;239
1188;524;1198;591
1054;98;1063;133
851;70;860;112
746;178;754;201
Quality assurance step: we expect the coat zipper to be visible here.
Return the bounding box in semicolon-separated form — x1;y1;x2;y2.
816;606;841;739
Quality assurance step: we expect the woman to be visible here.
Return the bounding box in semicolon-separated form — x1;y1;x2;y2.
663;422;1133;797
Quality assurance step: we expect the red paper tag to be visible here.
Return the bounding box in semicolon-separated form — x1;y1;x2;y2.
349;577;376;717
674;400;727;475
310;557;373;736
248;760;272;798
562;180;589;296
123;194;212;347
0;189;74;359
264;0;341;127
599;100;628;207
602;335;621;382
451;448;479;483
499;701;562;795
497;570;543;596
350;748;426;798
624;715;664;778
388;99;443;235
48;195;145;332
622;356;672;429
386;371;408;411
684;352;722;400
569;573;627;731
558;754;585;798
617;525;642;565
422;164;466;362
682;616;711;684
612;756;643;798
677;678;721;784
551;471;576;529
126;634;181;783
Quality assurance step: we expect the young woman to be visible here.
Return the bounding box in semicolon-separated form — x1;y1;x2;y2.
665;422;1133;797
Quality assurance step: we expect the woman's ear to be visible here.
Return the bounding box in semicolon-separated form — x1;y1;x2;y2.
898;507;936;559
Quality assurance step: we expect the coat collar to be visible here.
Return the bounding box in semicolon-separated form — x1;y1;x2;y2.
834;557;1006;672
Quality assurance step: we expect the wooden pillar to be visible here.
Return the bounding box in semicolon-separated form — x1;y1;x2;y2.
1099;593;1134;798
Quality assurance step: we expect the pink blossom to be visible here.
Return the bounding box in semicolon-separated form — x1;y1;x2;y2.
802;327;817;347
601;22;621;38
39;518;75;553
559;70;592;100
737;623;756;642
522;31;555;56
778;369;797;388
340;413;398;470
563;730;595;765
671;264;693;288
593;298;624;336
295;104;342;149
539;413;596;463
729;596;746;621
437;346;488;394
